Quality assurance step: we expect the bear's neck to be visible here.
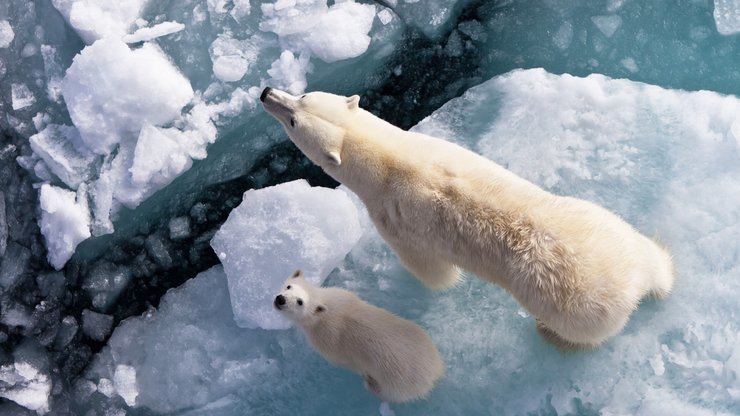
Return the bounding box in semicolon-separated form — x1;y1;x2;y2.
325;111;411;198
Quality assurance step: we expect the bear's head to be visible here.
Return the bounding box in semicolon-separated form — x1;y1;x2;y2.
274;270;326;325
260;87;360;169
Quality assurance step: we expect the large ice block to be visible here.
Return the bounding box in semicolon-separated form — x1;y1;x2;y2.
61;38;194;156
210;180;362;329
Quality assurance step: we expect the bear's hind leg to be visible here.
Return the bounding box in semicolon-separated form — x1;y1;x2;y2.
535;319;597;352
392;243;462;289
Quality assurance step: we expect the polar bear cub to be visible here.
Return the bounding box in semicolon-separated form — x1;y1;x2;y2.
261;87;674;350
274;270;444;403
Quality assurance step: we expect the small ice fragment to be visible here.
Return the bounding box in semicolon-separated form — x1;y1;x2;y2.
113;365;138;406
38;184;91;270
122;21;185;43
713;0;740;35
11;83;36;110
553;21;574;50
0;362;52;413
169;216;191;240
0;20;15;48
378;9;393;25
380;402;395;416
97;378;115;397
621;57;639;73
81;309;114;341
591;14;623;38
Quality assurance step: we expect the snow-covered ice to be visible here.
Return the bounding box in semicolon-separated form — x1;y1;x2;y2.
0;20;14;49
50;0;151;44
210;180;363;329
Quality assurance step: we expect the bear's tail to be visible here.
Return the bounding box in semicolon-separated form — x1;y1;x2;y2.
648;240;675;299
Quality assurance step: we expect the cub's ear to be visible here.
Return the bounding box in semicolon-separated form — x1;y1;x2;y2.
346;95;360;110
327;150;342;166
314;305;326;314
291;270;302;278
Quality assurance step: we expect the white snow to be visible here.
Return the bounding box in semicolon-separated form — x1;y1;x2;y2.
714;0;740;35
38;184;91;270
122;21;185;43
0;20;14;48
62;38;194;155
210;180;363;329
50;0;151;44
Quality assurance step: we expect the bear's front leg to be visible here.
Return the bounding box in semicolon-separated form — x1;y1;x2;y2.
386;237;462;290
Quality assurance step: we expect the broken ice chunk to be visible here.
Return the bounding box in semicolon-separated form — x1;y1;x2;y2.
62;38;194;155
0;362;52;414
714;0;740;35
168;216;191;240
0;20;14;48
591;14;623;38
112;365;137;406
122;21;185;43
11;83;35;110
209;34;259;82
29;124;97;189
210;180;363;330
304;1;376;63
37;184;91;270
50;0;151;44
81;309;113;341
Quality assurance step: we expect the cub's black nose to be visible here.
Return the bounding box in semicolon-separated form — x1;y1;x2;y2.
274;294;286;309
260;87;272;102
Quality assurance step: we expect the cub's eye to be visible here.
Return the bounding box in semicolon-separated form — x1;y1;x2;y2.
290;118;295;127
286;285;291;290
301;95;306;99
297;299;303;306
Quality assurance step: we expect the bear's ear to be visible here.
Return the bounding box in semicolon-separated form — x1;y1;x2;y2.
314;305;326;314
326;150;342;166
291;270;302;278
346;95;360;110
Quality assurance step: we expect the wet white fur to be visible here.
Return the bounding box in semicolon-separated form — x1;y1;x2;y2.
275;271;444;402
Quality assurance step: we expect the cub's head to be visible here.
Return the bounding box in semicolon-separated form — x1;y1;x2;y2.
273;270;326;325
260;87;361;169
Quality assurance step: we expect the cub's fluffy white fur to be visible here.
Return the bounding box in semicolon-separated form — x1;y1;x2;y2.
262;88;674;350
274;271;444;402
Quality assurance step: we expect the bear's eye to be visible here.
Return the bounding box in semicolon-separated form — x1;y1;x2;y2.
297;299;303;306
286;285;291;290
300;95;306;99
290;118;295;127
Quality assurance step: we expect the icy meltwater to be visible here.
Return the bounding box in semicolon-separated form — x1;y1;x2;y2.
1;0;740;415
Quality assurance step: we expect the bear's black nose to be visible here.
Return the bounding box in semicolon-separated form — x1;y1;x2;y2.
274;294;286;309
260;87;272;102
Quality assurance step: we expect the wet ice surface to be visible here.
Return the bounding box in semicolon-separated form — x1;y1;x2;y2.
1;0;740;414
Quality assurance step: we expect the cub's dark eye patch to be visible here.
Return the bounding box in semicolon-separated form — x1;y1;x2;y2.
290;118;295;127
286;285;291;289
297;299;303;306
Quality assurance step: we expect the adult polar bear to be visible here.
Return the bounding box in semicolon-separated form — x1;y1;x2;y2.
260;87;674;350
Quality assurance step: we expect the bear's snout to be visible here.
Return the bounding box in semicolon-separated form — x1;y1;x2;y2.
260;87;272;102
274;294;286;309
